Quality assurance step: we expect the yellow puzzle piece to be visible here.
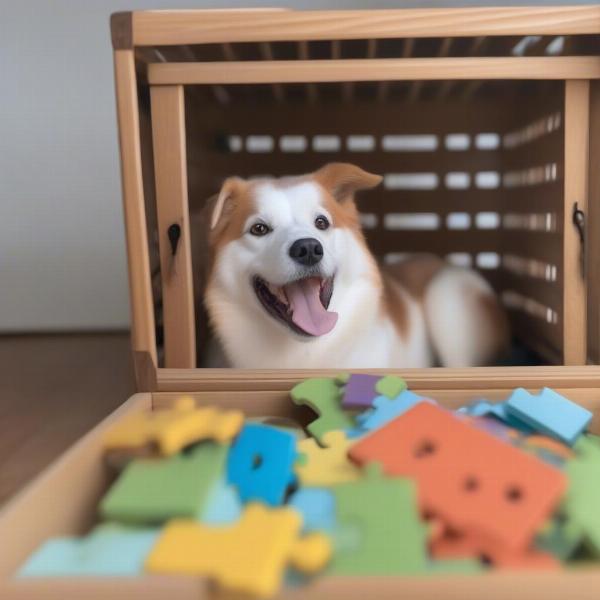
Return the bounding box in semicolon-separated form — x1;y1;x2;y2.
104;396;244;456
296;431;361;486
145;503;331;598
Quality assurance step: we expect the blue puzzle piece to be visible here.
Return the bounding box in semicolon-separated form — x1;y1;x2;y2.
226;423;297;506
289;488;336;533
458;399;534;434
18;523;159;578
355;391;429;431
505;387;592;446
199;478;243;525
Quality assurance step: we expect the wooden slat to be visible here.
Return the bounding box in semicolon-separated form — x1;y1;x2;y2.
148;56;600;85
132;7;600;46
563;80;589;365
365;230;561;263
113;50;157;368
501;128;563;171
186;98;510;134
150;85;196;368
298;41;317;104
587;81;600;364
259;42;284;102
188;149;502;176
154;365;600;393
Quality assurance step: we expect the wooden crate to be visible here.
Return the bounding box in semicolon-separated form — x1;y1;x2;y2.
112;6;600;378
2;6;600;598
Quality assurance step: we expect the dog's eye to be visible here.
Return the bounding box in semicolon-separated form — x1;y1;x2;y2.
249;222;270;236
315;215;330;231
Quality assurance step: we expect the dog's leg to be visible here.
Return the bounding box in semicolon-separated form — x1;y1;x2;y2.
423;267;509;367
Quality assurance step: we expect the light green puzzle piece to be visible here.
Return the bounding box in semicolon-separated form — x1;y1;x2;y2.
562;435;600;556
290;378;354;442
427;559;484;574
536;516;583;560
329;463;428;575
375;375;407;399
100;442;228;524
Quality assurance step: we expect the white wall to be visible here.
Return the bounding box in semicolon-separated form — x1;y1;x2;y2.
0;0;592;331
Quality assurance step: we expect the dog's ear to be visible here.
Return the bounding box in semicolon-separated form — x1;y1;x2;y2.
314;163;382;203
210;177;246;230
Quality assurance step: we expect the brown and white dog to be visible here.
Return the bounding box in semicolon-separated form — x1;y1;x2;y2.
204;163;509;369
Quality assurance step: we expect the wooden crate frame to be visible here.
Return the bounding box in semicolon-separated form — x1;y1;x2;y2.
111;6;600;388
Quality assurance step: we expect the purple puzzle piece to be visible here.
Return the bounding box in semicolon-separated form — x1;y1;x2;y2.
341;374;381;409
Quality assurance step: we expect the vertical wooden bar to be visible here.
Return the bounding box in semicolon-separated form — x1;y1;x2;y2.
586;80;600;364
150;85;196;368
113;50;158;382
563;80;589;365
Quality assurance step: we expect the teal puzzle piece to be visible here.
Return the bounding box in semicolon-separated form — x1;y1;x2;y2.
18;523;159;577
506;388;592;446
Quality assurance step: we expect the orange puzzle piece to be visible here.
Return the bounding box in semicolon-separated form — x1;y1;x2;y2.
104;396;244;457
349;402;567;551
431;529;560;570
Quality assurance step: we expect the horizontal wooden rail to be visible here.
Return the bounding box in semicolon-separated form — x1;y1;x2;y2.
148;57;600;85
132;6;600;46
155;365;600;393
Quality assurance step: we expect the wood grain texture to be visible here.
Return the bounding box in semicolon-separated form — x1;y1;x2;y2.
587;80;600;364
155;365;600;393
132;6;600;46
150;85;196;369
148;56;600;86
113;51;157;368
563;80;589;365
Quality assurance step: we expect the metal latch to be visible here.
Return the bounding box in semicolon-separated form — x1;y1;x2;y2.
572;202;586;278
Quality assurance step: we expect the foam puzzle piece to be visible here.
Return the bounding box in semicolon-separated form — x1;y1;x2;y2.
295;431;360;486
227;423;297;506
101;442;227;524
350;403;567;552
18;523;159;577
199;478;243;525
145;503;332;598
103;396;244;456
505;387;592;446
341;374;381;409
375;374;407;399
290;378;354;442
563;435;600;555
356;390;429;432
431;529;560;570
289;488;336;533
329;463;428;575
536;517;584;560
427;558;484;574
458;400;534;434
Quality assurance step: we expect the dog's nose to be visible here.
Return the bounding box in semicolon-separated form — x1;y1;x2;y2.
289;238;324;266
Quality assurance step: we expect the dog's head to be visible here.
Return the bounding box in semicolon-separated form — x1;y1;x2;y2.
207;163;382;338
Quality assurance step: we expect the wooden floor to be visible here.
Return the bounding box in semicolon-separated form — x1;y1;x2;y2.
0;333;134;506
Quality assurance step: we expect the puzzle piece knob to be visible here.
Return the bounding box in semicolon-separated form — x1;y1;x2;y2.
289;532;332;574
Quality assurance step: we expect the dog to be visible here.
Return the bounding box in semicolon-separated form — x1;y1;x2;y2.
203;163;509;369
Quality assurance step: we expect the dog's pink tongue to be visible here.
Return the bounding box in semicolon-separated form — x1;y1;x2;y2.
285;278;338;336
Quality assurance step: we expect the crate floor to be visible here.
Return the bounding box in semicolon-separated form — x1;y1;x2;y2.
0;333;134;506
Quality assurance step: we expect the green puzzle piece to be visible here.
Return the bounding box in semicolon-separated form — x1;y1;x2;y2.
290;378;354;442
375;375;407;399
329;463;428;575
100;442;228;524
536;517;583;560
427;559;484;575
562;435;600;556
